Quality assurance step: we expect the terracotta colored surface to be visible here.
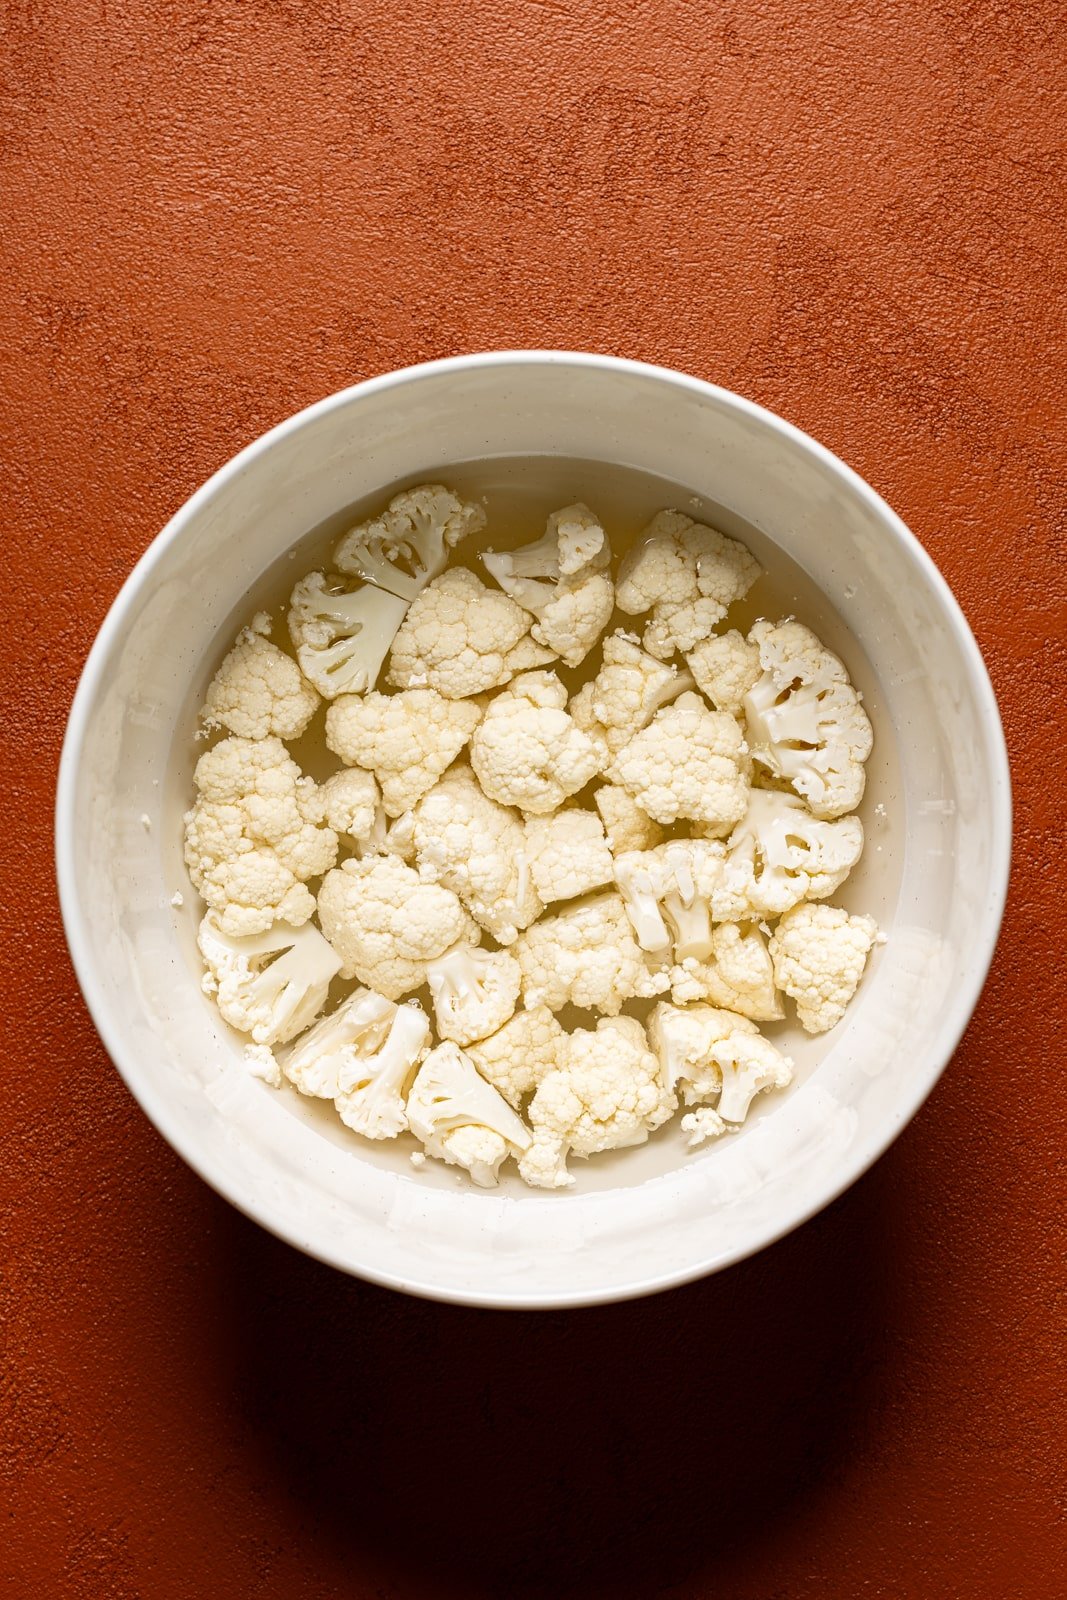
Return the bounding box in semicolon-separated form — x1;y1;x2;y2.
2;2;1064;1595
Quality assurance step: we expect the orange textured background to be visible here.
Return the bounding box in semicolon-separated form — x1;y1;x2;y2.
2;2;1065;1596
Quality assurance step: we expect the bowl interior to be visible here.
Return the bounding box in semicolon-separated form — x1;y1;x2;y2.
58;355;1009;1306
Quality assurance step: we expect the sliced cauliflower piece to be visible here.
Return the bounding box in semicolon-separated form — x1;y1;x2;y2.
319;768;382;846
681;1107;729;1147
712;788;864;921
325;688;483;816
406;1041;532;1188
283;985;395;1097
317;854;477;999
405;765;541;943
466;1006;567;1109
425;943;522;1047
470;670;603;815
386;568;554;698
524;809;614;905
769;902;880;1033
743;619;874;819
333;484;486;601
670;921;784;1021
482;502;614;666
201;620;320;740
685;629;761;714
184;736;338;936
607;692;749;830
288;571;408;700
616;510;762;658
198;913;342;1045
513;891;670;1015
648;1001;793;1121
613;838;726;959
570;631;695;755
282;986;430;1138
593;783;665;855
519;1017;675;1189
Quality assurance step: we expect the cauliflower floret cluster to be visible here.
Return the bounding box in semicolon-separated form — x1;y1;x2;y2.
183;483;882;1190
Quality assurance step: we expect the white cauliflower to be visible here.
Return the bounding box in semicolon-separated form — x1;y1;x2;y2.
647;1001;793;1121
670;922;784;1022
482;502;614;666
712;788;864;921
613;838;726;960
317;854;476;999
684;628;761;714
184;736;338;935
607;692;749;829
198;913;342;1045
200;617;320;740
470;671;603;815
616;510;762;658
283;987;430;1138
519;1017;675;1190
386;567;554;698
406;1041;533;1188
769;902;881;1033
325;688;483;816
319;768;382;846
569;631;694;755
333;483;486;600
288;571;408;699
524;809;614;904
466;1006;567;1109
513;891;670;1016
680;1107;728;1147
593;784;665;854
425;943;522;1047
743;619;874;819
403;765;541;943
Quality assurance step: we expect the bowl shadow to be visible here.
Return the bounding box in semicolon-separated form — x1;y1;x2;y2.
208;1164;893;1597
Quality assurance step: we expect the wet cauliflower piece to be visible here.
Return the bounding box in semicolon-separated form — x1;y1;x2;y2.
513;891;670;1015
684;628;761;714
519;1016;675;1190
201;615;320;740
317;854;477;1000
325;688;483;816
184;736;338;936
482;502;615;667
769;902;881;1033
386;567;554;698
470;670;603;815
407;1041;533;1187
670;921;784;1021
616;509;762;658
608;692;750;830
466;1005;567;1109
593;783;665;854
524;808;614;905
568;630;694;757
712;788;864;921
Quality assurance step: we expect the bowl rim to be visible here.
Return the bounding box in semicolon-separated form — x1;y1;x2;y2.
55;350;1013;1309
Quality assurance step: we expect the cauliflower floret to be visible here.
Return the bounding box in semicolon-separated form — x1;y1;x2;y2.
524;809;614;904
405;765;541;943
319;768;382;845
743;619;874;819
425;943;522;1047
386;568;554;699
769;902;880;1033
283;985;395;1096
333;484;486;601
470;671;603;815
244;1042;283;1086
198;913;342;1045
466;1005;567;1109
406;1041;532;1188
607;692;749;829
681;1107;729;1147
288;571;409;700
648;1001;793;1121
513;892;670;1015
712;788;864;921
613;839;726;959
482;502;614;666
325;688;483;816
569;631;695;755
593;784;665;854
670;922;784;1021
616;510;762;658
317;854;476;999
684;629;761;714
184;736;338;935
519;1017;675;1189
282;987;430;1137
200;620;320;740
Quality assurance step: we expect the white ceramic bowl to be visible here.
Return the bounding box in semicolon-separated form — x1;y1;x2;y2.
56;353;1010;1308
